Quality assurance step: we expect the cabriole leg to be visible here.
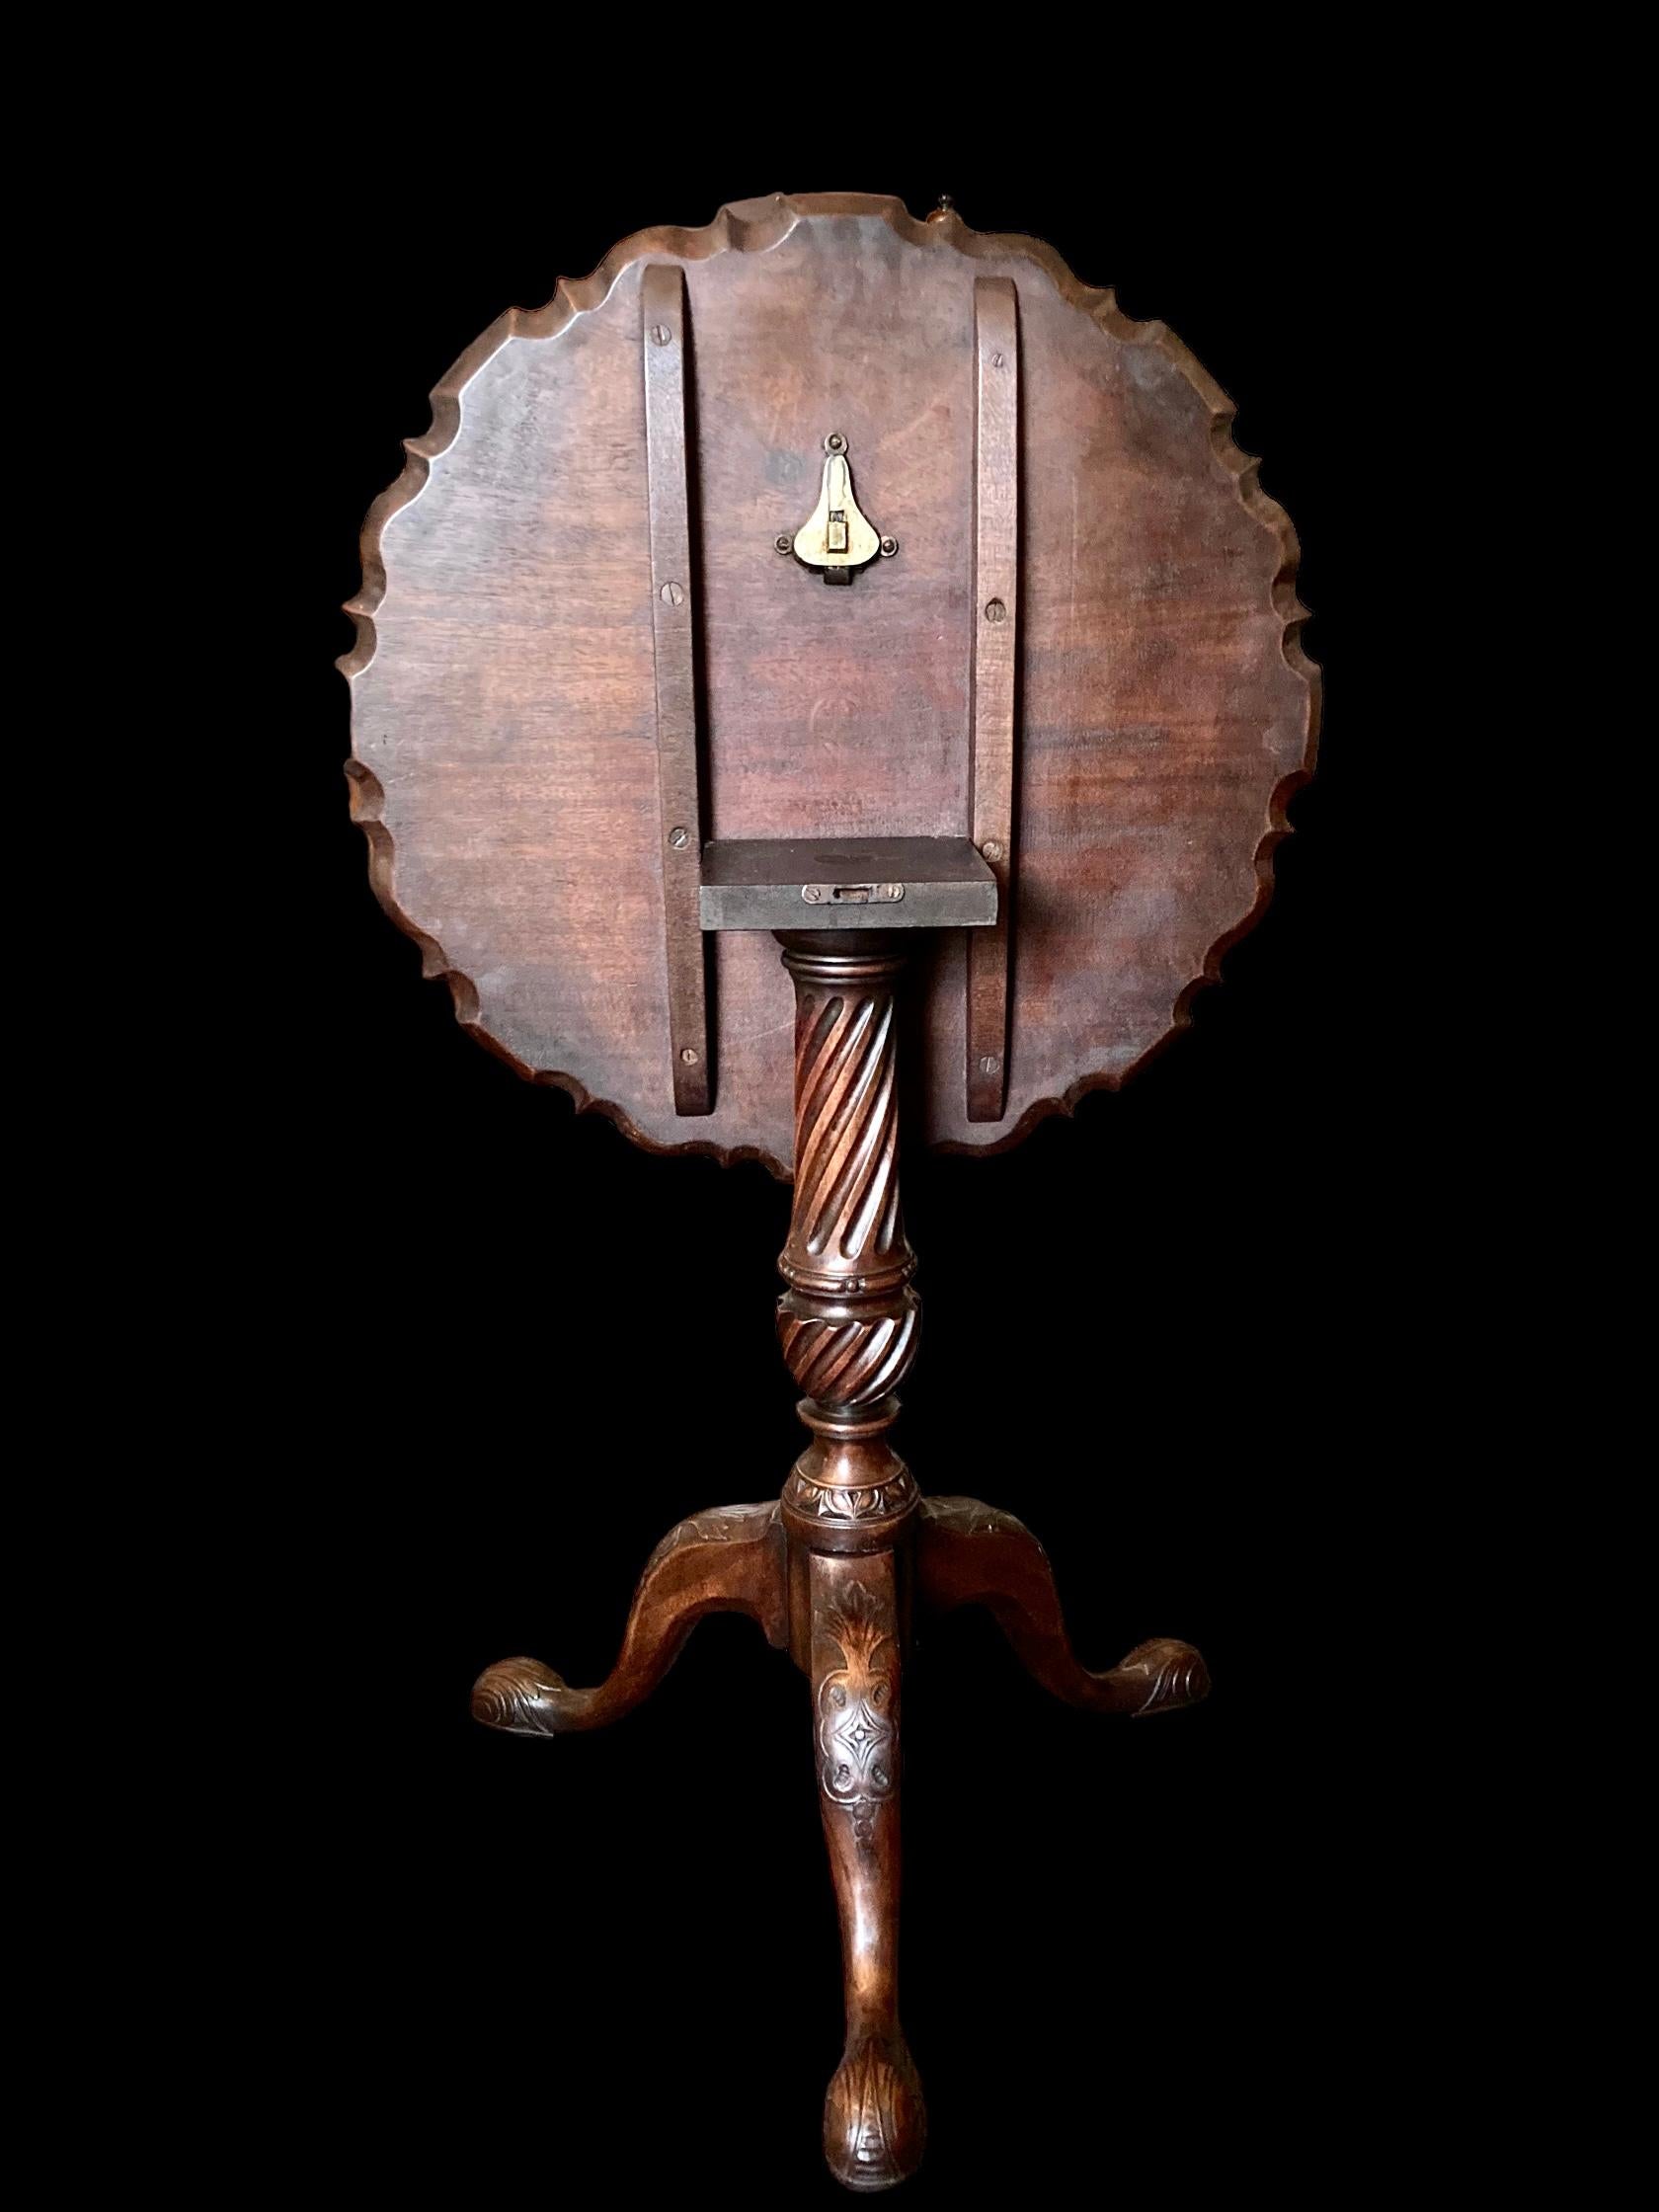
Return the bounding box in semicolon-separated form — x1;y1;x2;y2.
916;1496;1209;1716
471;1501;786;1736
775;930;926;2189
810;1547;924;2190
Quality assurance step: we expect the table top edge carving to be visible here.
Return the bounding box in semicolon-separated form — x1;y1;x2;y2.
337;190;1321;1180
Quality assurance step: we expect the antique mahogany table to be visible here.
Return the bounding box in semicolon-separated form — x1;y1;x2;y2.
340;191;1318;2190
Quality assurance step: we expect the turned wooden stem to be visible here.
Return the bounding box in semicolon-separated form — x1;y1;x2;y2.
469;930;1208;2194
776;931;925;2190
776;932;920;1545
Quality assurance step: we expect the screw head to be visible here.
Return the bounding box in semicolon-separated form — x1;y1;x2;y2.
661;581;684;606
649;323;672;346
775;534;793;553
668;826;689;849
982;839;1004;864
984;597;1006;623
979;1054;1000;1076
824;432;846;453
879;536;899;557
990;351;1005;368
680;1047;699;1066
802;885;825;904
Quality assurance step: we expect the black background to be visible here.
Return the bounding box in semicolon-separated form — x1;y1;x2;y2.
262;147;1413;2204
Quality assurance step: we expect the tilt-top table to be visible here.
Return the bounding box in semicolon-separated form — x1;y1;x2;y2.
339;191;1319;2190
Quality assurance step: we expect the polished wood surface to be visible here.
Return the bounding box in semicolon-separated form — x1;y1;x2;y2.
639;262;711;1109
810;1548;922;2190
341;191;1317;1175
347;192;1309;2192
966;276;1019;1121
469;934;1209;2189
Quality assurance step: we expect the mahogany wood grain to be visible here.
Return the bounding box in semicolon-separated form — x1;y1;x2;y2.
342;192;1317;1174
640;263;710;1110
470;1502;786;1734
466;936;1211;2187
375;194;1277;2193
810;1548;924;2191
916;1498;1209;1715
966;276;1018;1121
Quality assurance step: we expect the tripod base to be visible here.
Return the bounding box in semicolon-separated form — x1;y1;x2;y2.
472;927;1207;2191
472;1490;1207;2191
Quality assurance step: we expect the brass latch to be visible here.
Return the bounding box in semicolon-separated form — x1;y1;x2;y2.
777;434;897;583
801;879;906;907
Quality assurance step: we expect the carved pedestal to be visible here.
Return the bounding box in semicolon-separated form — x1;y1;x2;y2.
472;931;1209;2192
337;184;1319;2196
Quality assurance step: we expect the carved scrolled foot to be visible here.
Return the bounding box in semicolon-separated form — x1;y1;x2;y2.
916;1497;1209;1718
471;1501;786;1738
471;1657;572;1735
1116;1635;1211;1713
826;2030;926;2193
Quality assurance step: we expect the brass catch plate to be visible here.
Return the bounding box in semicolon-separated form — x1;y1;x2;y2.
781;434;890;582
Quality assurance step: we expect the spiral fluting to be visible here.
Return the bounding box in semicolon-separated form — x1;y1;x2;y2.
776;938;920;1537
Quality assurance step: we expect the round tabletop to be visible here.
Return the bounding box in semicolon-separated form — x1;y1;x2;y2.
341;192;1318;1177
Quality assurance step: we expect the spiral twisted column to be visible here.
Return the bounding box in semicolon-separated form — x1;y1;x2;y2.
776;930;921;1554
776;930;926;2188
